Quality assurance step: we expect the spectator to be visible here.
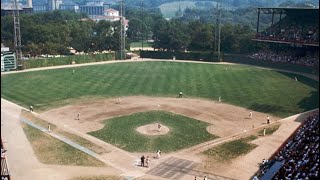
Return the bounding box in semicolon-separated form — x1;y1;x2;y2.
253;113;319;179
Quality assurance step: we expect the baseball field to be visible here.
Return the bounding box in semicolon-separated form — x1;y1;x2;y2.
1;60;319;179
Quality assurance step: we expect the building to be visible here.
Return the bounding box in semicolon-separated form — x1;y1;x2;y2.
104;8;119;17
33;2;47;12
79;1;110;18
92;8;120;21
1;2;33;16
60;2;79;12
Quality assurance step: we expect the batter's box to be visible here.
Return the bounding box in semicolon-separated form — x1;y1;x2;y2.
147;157;199;179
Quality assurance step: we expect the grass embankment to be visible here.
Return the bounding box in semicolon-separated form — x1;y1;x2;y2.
21;110;108;155
2;62;318;117
204;136;258;162
89;111;217;152
22;123;105;166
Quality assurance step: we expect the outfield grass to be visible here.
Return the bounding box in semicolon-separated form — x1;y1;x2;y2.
22;124;105;166
1;61;318;117
203;135;258;161
89;111;217;152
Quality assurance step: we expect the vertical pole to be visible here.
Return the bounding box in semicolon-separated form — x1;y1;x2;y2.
214;3;218;53
12;0;22;69
256;8;260;34
119;0;126;60
279;11;282;31
271;9;274;25
217;0;222;61
141;0;144;52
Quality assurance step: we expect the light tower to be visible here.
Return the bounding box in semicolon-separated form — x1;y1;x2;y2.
12;0;22;68
140;0;144;51
119;0;126;60
215;0;222;61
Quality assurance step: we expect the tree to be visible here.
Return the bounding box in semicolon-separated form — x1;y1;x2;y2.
188;21;214;51
127;18;143;41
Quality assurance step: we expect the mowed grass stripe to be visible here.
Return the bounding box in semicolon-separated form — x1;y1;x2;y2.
1;61;318;117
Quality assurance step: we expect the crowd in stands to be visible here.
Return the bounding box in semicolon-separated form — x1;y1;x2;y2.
249;51;319;67
254;113;319;179
255;16;319;46
1;138;10;179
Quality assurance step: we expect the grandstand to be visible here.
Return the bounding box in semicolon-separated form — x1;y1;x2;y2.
251;7;319;71
253;112;319;179
1;138;11;180
253;7;319;47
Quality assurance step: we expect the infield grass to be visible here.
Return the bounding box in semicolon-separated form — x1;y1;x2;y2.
89;111;217;152
1;61;318;117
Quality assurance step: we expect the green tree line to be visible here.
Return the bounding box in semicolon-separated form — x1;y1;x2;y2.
1;11;126;57
1;9;255;57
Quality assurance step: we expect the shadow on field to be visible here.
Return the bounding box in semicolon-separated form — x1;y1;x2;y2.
298;91;319;112
248;103;285;115
293;109;319;123
278;72;319;112
278;71;319;88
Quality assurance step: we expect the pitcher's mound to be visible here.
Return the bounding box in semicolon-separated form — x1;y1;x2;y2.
136;124;170;136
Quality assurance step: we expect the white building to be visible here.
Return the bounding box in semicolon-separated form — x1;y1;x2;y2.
104;8;119;17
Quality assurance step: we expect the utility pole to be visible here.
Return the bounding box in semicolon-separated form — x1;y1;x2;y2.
141;0;144;51
12;0;22;69
217;0;222;61
119;0;126;60
214;3;218;53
